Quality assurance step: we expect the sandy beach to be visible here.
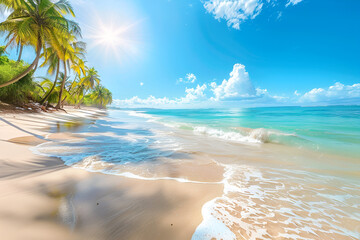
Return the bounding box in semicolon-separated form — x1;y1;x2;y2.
1;0;359;239
0;107;223;240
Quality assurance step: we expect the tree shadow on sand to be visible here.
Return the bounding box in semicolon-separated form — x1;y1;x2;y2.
1;116;190;179
0;115;206;240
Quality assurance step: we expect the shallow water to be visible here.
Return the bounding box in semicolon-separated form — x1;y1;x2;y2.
34;107;360;239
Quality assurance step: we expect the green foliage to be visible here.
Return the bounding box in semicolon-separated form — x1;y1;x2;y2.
0;0;113;109
38;76;62;105
0;46;5;56
84;85;112;108
0;54;35;104
0;46;9;64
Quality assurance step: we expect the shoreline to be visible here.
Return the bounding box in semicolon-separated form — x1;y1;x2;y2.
0;107;223;240
2;106;359;239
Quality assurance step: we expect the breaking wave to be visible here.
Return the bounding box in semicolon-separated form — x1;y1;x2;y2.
126;110;298;145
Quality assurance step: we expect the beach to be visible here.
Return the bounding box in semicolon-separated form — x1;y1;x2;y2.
1;106;359;240
0;107;222;240
0;0;359;239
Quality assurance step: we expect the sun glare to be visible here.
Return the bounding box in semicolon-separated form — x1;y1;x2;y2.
99;27;119;46
90;23;128;49
85;16;143;63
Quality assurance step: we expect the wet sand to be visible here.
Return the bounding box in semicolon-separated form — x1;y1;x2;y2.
0;107;223;240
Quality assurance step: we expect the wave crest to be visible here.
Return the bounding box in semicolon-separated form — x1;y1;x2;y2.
193;126;274;144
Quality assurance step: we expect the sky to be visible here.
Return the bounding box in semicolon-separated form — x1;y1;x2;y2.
2;0;360;108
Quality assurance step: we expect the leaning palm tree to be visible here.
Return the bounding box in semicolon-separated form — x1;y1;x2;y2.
0;0;80;88
75;67;100;108
66;58;86;99
39;76;62;105
80;67;100;89
89;85;112;109
55;36;86;109
38;46;61;105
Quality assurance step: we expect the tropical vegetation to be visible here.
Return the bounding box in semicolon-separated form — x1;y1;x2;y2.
0;0;112;109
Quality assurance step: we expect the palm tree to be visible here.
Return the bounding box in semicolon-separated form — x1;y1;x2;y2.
0;1;28;61
38;46;60;105
0;0;24;10
55;36;86;109
80;67;100;89
75;67;100;108
2;29;27;62
0;0;80;88
39;76;63;105
89;85;113;109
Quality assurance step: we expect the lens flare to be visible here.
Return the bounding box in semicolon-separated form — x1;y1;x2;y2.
84;14;143;63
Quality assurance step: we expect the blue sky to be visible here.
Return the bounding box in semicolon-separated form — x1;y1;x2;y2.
2;0;360;107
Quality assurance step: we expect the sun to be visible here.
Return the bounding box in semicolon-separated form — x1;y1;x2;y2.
89;21;125;50
85;16;143;63
97;27;120;47
101;29;116;45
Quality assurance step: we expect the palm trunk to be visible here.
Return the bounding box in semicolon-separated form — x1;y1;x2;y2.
61;93;68;104
0;37;41;88
56;60;67;109
76;94;85;109
40;61;60;106
33;61;39;72
61;96;67;107
17;45;23;62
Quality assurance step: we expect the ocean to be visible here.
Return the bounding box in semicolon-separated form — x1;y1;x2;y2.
34;106;360;239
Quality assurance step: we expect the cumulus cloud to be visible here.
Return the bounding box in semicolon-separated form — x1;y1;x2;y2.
210;64;256;100
203;0;306;29
203;0;263;29
113;63;360;108
178;73;197;84
181;84;207;103
285;0;304;7
299;82;360;103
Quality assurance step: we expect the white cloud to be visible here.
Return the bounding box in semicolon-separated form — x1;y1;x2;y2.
181;84;207;103
203;0;306;29
114;96;176;106
178;73;197;84
113;63;360;108
299;82;360;103
140;82;144;86
114;63;292;108
286;0;304;7
115;84;207;107
203;0;263;29
210;63;256;100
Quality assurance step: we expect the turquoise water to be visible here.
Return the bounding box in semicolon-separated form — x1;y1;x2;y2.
129;106;360;158
35;106;360;239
